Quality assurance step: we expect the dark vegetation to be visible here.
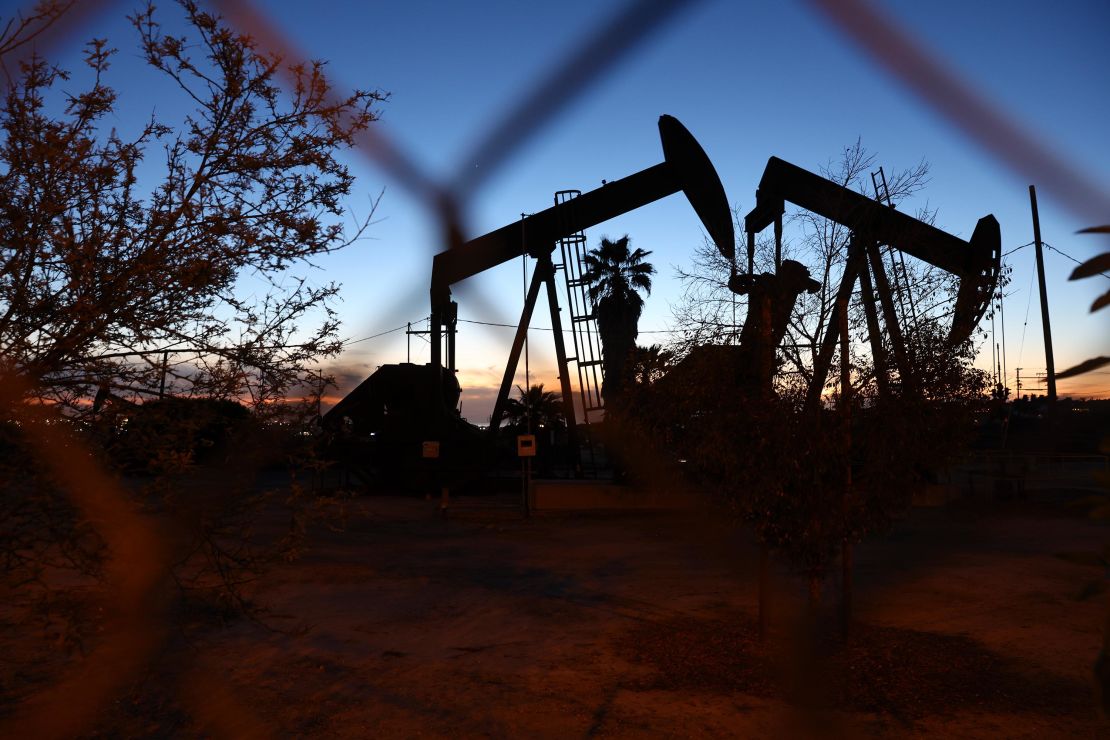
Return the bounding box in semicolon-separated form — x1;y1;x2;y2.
0;7;382;731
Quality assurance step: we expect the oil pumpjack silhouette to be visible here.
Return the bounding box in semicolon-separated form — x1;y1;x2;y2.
322;115;1000;483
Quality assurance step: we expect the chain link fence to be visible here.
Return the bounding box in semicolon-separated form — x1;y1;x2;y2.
3;0;1108;735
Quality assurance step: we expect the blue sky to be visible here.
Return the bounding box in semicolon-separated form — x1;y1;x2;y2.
36;0;1110;415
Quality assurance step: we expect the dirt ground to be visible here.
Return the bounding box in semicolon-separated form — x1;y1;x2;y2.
4;486;1110;738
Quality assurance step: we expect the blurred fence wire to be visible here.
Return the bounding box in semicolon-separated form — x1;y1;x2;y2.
3;0;1109;735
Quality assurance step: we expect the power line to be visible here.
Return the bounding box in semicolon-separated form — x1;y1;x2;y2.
1043;241;1110;280
83;316;429;363
456;318;680;334
1014;252;1036;371
1002;240;1034;258
344;320;423;346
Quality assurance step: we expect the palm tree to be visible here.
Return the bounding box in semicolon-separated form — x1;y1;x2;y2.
582;235;655;401
629;343;673;387
503;383;564;432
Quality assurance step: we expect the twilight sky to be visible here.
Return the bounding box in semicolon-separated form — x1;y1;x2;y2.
44;0;1110;417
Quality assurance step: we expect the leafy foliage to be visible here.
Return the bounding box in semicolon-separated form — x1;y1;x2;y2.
1058;225;1110;379
502;383;564;433
0;1;386;410
582;235;655;400
0;1;381;652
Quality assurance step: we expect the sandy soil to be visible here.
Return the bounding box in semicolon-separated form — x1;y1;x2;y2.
4;489;1109;738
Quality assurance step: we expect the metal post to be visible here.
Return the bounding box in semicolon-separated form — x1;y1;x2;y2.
996;343;1002;392
999;292;1009;396
522;456;532;517
863;240;915;393
747;229;755;275
539;251;581;471
446;301;457;373
430;306;442;369
489;266;545;434
805;244;866;413
1029;186;1057;401
857;239;890;398
773;215;782;270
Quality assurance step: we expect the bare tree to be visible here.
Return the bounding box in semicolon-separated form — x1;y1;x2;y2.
0;1;386;413
673;141;943;393
672;209;746;348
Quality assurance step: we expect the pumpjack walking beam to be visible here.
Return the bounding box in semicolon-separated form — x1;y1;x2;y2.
745;157;1001;347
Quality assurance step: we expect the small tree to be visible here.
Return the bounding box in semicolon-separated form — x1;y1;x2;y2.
0;0;385;650
0;1;386;412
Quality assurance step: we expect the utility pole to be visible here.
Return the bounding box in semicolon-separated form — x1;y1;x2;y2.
1028;186;1057;401
406;321;431;364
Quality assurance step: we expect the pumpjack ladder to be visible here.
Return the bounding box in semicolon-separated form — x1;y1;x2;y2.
552;189;605;472
870;167;921;339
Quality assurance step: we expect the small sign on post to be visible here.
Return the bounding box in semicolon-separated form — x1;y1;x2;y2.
517;434;536;517
516;434;536;457
422;441;440;459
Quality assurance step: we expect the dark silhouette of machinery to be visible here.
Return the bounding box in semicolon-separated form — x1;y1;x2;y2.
728;156;1000;403
322;115;734;480
320;362;484;485
322;118;1001;485
671;157;999;406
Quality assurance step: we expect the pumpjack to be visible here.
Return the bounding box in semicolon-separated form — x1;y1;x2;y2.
321;115;735;481
728;156;1001;403
323;108;1002;485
